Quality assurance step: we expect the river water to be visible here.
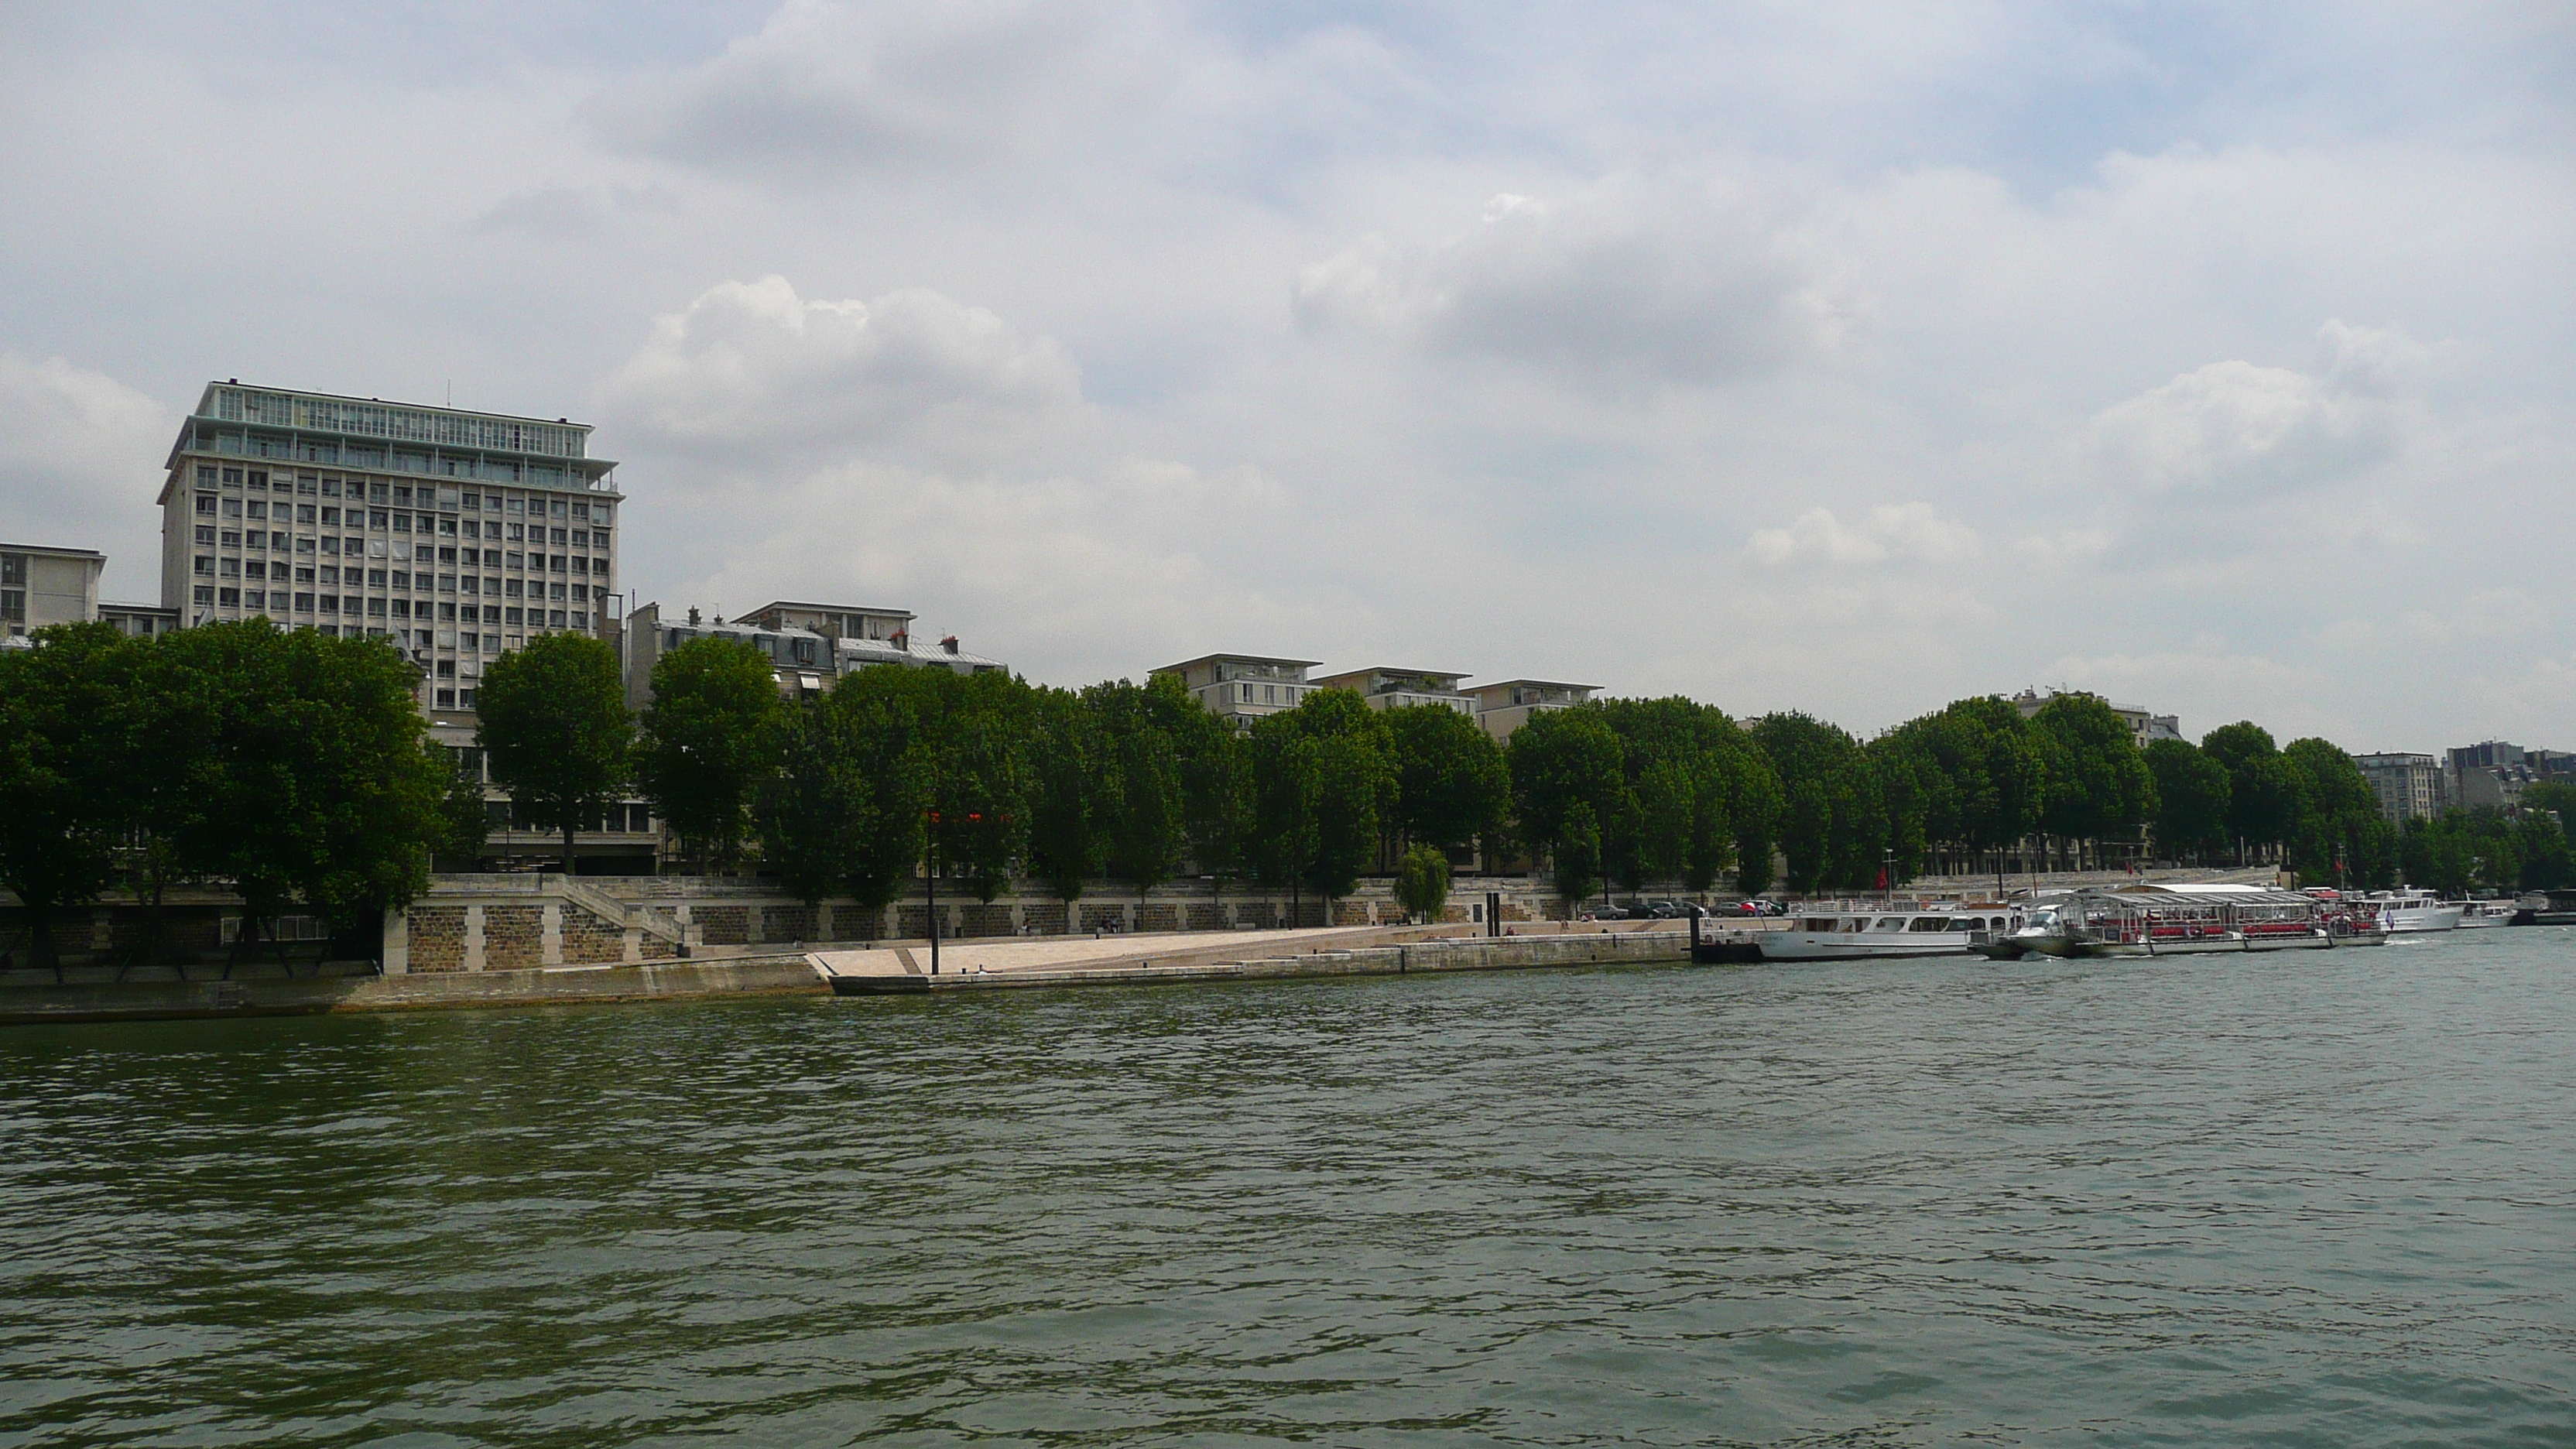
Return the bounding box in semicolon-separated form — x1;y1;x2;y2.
2;928;2571;1447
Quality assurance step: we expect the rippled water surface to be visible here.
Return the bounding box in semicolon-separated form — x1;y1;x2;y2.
3;928;2573;1447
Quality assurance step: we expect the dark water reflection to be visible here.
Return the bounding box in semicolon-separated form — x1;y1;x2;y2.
2;929;2571;1446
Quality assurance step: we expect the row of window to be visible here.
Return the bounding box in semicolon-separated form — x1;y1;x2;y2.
191;586;579;630
196;433;581;483
191;465;613;523
196;553;601;588
195;493;610;548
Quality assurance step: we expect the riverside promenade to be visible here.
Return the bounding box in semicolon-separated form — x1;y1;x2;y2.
0;919;1736;1024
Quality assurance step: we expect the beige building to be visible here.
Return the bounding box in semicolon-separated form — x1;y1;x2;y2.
2009;687;2183;748
1468;679;1600;740
1153;653;1324;731
1;543;103;636
1313;666;1475;715
2354;752;2447;822
625;600;1008;711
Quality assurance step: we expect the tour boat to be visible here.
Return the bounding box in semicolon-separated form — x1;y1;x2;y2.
2357;889;2463;933
1981;884;2386;959
2453;899;2519;929
1758;906;2026;961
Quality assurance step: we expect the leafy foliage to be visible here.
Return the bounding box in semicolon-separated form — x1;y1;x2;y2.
1395;843;1453;922
476;632;634;871
636;636;782;867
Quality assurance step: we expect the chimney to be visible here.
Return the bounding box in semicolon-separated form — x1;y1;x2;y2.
891;628;907;649
686;606;701;627
941;635;960;655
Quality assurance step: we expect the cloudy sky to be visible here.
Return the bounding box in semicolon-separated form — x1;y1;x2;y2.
3;2;2570;750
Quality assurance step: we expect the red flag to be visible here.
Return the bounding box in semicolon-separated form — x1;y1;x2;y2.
1875;866;1889;890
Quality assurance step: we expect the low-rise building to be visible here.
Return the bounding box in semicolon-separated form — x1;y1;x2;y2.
98;601;180;638
2354;752;2447;822
1312;666;1476;715
2009;687;2182;748
1469;679;1600;740
1;543;103;637
624;601;1008;711
1153;653;1324;731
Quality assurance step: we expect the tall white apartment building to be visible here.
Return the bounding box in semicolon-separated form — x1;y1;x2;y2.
155;382;622;711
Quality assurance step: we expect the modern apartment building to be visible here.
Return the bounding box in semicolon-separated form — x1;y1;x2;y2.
1468;679;1599;740
1153;653;1324;731
1;543;102;637
1313;666;1477;716
2354;752;2447;822
623;600;1008;711
155;382;622;711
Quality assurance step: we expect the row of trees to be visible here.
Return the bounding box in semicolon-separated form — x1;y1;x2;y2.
0;622;478;971
15;618;2564;971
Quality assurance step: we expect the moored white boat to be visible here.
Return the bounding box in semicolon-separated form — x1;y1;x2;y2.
1758;906;2026;961
2358;889;2463;933
2454;899;2518;929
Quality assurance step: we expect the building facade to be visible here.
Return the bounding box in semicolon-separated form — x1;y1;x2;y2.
1;543;103;637
1312;666;1476;715
624;600;1008;711
156;382;622;711
2009;687;2182;748
1468;679;1599;740
1154;654;1324;731
2354;752;2447;822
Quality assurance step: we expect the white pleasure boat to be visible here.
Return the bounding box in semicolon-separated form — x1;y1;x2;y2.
1758;906;2025;961
2358;889;2463;933
2454;899;2519;929
1978;884;2386;959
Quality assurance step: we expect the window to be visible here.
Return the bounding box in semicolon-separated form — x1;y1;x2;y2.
436;659;455;678
437;575;456;594
295;505;316;525
194;556;214;576
196;493;218;515
392;513;410;533
316;565;337;585
436;689;456;707
505;607;523;625
481;607;500;624
298;474;319;495
218;587;239;606
504;552;522;570
370;482;389;503
245;500;266;521
195;526;215;545
438;518;457;536
193;585;214;605
438;601;456;619
319;506;337;526
461;492;478;509
220;531;239;548
367;598;386;616
391;599;410;618
548;582;566;601
506;496;524;516
367;570;385;587
591;529;608;550
244;561;267;581
222;498;243;518
392;486;413;505
437;547;456;564
370;509;388;529
219;558;240;577
548;555;567;574
320;538;338;555
547;609;567;627
570;502;589;521
196;464;215;485
457;689;477;707
550;500;567;518
550;527;567;545
320;478;341;498
296;567;314;584
222;468;243;487
461;577;478;594
315;595;334;614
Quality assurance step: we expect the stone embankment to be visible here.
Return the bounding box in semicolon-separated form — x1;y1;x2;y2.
0;920;1741;1024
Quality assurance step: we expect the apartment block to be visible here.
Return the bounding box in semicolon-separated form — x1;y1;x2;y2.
2354;752;2447;822
1313;666;1476;715
624;600;1008;711
1;543;102;637
1469;679;1599;740
156;382;622;711
1153;653;1324;731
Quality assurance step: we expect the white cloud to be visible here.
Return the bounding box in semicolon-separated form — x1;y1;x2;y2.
1749;502;1978;567
0;354;173;600
591;0;1179;173
596;276;1084;468
2075;323;2422;496
1293;176;1848;389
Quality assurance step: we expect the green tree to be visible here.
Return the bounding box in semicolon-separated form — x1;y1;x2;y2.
1024;685;1110;923
477;632;633;872
1395;842;1453;923
1386;704;1511;858
1249;690;1398;913
1749;711;1881;892
2144;738;2231;862
2032;694;2155;869
2281;738;2379;886
2519;782;2576;890
752;703;868;909
434;748;495;868
823;666;936;910
159;623;445;971
0;623;133;975
636;636;781;868
1508;705;1629;903
1088;680;1186;900
2203;721;2301;861
1553;801;1604;908
926;672;1033;904
1596;697;1775;894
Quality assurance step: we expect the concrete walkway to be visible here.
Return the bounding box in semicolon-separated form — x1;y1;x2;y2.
810;919;1693;982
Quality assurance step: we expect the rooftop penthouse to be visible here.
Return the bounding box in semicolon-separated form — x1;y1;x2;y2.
1313;666;1475;716
625;601;1005;710
1153;653;1324;730
1467;680;1600;740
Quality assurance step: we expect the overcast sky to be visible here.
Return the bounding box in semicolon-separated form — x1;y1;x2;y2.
3;2;2570;751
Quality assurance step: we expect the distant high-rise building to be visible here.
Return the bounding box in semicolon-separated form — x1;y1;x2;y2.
1;543;102;637
155;382;624;712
